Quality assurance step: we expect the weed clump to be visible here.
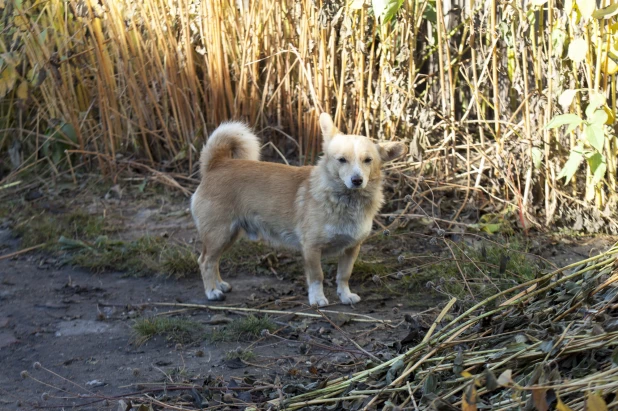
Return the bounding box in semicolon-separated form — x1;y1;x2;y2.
208;315;276;343
133;316;204;346
401;238;540;304
13;209;107;248
225;347;256;362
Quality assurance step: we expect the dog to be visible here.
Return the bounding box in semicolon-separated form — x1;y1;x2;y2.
190;113;406;306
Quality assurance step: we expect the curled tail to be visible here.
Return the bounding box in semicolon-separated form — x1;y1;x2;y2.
199;122;261;177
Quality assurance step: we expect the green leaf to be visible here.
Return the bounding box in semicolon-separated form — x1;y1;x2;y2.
138;179;148;193
558;89;577;109
566;120;581;134
349;0;365;9
532;147;543;169
53;123;79;145
577;0;596;19
587;153;607;185
52;144;63;165
373;0;403;24
592;3;618;19
568;38;587;62
38;29;47;45
586;91;606;118
545;113;582;129
481;223;502;234
589;109;608;126
584;123;604;152
558;146;584;183
422;1;436;23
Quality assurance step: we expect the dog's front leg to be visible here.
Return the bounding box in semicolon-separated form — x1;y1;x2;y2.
303;247;329;307
337;244;361;304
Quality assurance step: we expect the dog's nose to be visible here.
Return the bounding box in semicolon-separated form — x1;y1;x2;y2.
351;176;363;187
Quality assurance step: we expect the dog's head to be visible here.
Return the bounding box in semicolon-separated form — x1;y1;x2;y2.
319;113;407;190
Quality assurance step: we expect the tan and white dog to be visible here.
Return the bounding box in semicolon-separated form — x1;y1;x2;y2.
190;113;406;306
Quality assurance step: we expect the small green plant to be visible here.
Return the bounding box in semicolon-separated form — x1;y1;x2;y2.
225;347;256;362
208;315;276;343
547;90;610;190
132;316;204;346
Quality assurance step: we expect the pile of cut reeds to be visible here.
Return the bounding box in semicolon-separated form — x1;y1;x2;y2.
276;244;618;410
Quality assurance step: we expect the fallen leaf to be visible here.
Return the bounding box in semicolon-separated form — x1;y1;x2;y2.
497;369;513;387
462;383;477;411
16;80;27;100
532;388;549;411
460;370;473;379
556;397;574;411
586;393;608;411
484;369;500;392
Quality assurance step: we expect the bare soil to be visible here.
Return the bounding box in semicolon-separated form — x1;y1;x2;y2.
0;187;614;410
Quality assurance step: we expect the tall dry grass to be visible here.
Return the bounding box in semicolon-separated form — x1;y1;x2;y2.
1;0;617;230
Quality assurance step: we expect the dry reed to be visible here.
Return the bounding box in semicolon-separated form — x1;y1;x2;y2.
1;0;617;229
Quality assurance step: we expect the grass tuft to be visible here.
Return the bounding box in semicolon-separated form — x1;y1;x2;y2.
13;209;107;249
208;315;276;343
68;236;198;278
132;316;204;346
225;347;256;362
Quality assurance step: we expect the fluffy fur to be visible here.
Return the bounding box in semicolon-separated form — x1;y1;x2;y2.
190;113;406;306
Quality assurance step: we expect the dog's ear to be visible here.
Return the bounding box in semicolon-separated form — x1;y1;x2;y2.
319;113;338;144
377;142;407;162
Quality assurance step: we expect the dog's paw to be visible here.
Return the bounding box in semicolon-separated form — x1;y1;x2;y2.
309;296;329;307
206;289;226;301
217;281;232;293
338;292;361;305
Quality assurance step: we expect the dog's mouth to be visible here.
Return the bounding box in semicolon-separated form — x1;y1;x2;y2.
344;180;366;190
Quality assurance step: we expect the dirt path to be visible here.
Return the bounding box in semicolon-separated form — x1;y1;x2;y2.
0;193;615;410
0;234;416;410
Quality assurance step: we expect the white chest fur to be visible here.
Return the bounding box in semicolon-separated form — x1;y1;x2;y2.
321;215;372;255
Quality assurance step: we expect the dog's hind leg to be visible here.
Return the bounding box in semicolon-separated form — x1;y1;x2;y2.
302;247;329;307
336;244;361;305
199;230;238;301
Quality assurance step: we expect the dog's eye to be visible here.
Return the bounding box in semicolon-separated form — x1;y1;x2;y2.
364;158;373;164
338;158;347;164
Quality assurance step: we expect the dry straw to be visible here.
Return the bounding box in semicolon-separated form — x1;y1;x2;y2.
1;0;617;228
